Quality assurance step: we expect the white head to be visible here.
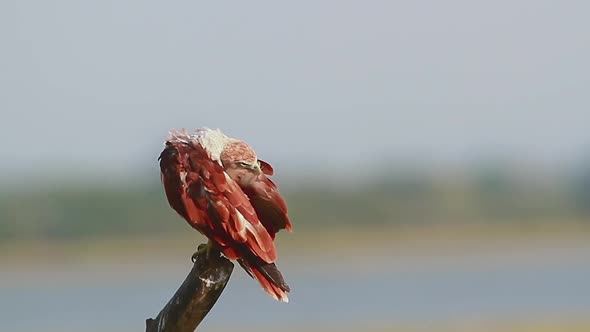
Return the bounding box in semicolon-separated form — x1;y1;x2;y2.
170;128;262;184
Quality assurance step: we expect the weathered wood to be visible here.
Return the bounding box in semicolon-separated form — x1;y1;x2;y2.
146;246;234;332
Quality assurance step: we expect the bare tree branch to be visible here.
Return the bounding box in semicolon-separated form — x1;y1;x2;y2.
146;246;234;332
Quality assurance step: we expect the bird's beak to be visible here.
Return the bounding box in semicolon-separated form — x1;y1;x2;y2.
249;162;262;175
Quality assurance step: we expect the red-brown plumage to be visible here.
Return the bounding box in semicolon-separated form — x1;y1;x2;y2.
158;130;292;302
258;159;274;175
242;175;293;238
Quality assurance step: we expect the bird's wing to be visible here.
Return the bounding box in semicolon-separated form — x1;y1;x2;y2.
159;140;276;263
258;159;274;175
240;160;293;238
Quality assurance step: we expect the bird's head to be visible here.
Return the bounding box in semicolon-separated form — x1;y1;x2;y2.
221;140;262;184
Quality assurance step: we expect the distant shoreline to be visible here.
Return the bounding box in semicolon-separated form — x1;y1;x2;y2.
3;222;589;265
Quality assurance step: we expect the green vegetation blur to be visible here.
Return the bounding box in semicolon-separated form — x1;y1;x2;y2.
2;162;589;240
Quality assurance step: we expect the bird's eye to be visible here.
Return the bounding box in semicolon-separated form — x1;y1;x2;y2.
237;161;249;167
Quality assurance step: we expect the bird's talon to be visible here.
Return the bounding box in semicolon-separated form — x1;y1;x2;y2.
191;242;210;263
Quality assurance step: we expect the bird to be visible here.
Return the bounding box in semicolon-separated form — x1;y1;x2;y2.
158;128;293;302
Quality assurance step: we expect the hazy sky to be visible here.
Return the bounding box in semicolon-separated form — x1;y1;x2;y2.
2;0;589;179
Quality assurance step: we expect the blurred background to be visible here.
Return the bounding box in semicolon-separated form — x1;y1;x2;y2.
1;1;590;331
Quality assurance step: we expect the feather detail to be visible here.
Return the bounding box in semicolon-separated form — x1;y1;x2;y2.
239;257;290;303
258;159;274;176
241;173;293;236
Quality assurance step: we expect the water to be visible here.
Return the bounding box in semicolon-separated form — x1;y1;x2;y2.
1;242;589;331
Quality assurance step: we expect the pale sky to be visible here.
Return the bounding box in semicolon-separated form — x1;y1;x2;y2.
1;0;589;180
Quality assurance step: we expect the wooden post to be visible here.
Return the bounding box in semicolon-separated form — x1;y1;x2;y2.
146;246;234;332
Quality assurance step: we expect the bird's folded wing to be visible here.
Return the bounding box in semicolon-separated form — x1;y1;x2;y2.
240;173;293;238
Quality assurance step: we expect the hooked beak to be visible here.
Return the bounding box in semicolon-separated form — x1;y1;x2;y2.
248;162;262;175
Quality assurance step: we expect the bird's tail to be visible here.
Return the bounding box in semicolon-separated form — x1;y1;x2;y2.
239;257;290;302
